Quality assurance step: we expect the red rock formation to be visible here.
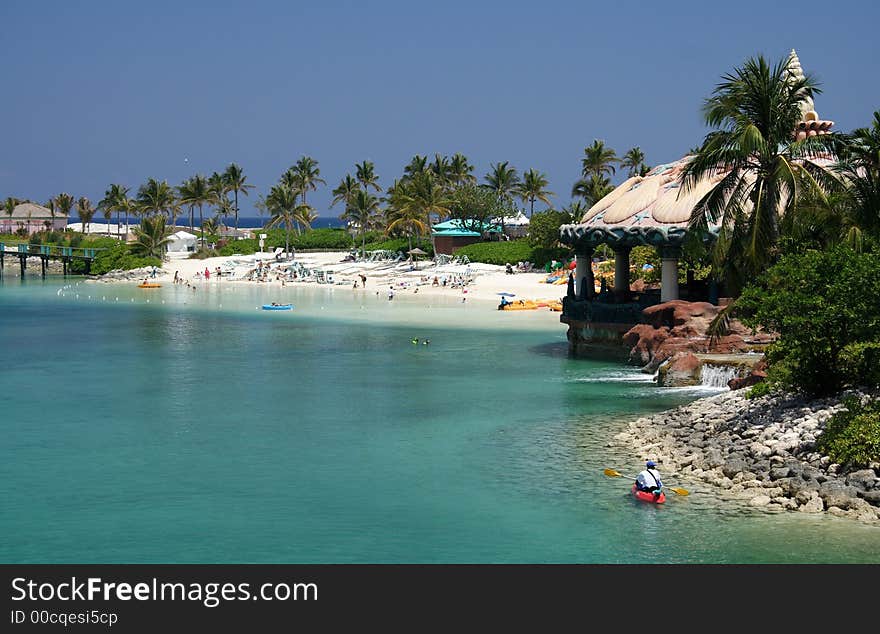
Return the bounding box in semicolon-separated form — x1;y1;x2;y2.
728;358;769;390
624;301;775;372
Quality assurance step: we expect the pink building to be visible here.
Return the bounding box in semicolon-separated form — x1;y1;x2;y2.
0;203;67;235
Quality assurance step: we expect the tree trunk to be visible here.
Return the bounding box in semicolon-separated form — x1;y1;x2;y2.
198;204;204;247
234;190;239;230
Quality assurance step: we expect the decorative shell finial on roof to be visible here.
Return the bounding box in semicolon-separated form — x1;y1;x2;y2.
786;49;816;120
786;49;834;140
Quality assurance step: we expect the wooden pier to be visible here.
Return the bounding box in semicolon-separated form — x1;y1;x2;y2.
0;243;107;278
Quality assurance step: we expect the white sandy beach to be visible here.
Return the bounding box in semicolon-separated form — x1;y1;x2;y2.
150;250;572;309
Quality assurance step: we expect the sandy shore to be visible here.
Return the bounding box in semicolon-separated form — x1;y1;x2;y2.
151;251;571;307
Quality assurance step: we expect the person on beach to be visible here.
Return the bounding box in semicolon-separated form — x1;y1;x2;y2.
204;267;210;280
360;274;366;287
174;271;179;283
388;287;395;300
635;460;663;499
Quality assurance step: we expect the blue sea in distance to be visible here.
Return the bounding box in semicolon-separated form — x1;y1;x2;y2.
1;277;879;563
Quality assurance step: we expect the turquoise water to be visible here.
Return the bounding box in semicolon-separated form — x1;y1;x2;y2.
1;277;878;563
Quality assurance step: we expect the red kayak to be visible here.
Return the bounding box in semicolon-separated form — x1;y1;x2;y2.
632;484;666;504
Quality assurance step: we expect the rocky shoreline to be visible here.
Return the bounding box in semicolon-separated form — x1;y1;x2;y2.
612;389;880;524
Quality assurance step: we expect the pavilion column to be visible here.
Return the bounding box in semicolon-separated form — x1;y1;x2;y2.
574;245;594;299
613;246;631;297
660;247;681;303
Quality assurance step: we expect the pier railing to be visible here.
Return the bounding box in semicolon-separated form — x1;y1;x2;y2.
0;242;106;259
0;242;109;277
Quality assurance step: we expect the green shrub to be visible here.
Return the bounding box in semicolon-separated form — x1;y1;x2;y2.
817;397;880;469
90;243;162;275
362;238;433;256
737;245;880;396
745;381;771;399
453;240;534;266
289;228;352;250
629;246;660;283
840;342;880;388
528;209;573;249
218;240;258;256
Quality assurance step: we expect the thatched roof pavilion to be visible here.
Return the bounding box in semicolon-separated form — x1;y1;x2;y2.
559;49;834;307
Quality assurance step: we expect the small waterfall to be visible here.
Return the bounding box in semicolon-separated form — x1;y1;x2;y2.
699;364;740;389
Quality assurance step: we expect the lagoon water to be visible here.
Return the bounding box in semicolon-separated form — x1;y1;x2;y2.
1;276;878;563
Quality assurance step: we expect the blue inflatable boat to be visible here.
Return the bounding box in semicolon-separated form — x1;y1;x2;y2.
261;304;293;311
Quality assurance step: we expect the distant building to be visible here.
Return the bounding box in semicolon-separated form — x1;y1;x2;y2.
431;219;502;255
1;203;66;235
166;230;199;254
495;211;530;239
220;227;252;240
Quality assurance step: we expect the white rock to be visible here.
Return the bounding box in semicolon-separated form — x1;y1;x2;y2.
749;495;772;507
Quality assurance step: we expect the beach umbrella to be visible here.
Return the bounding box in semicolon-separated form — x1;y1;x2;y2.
407;248;428;256
496;292;516;297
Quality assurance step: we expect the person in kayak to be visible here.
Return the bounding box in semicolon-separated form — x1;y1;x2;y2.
635;460;663;499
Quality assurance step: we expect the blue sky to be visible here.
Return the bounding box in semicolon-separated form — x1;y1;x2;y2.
2;0;878;217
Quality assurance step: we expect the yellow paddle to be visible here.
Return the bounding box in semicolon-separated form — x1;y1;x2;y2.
603;468;690;496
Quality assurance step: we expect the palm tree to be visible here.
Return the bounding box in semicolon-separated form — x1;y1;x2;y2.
265;183;300;255
484;161;521;233
581;140;618;179
98;184;131;239
355;160;381;193
76;197;96;234
44;198;58;232
832;110;880;243
331;174;361;211
429;153;451;186
484;162;520;200
621;147;646;178
207;172;229;222
289;156;325;206
4;197;18;230
342;190;381;257
561;200;589;222
177;176;209;241
300;205;319;231
201;216;220;238
131;215;171;259
516;169;554;217
135;178;176;220
403;154;428;181
53;193;75;229
571;174;614;206
448;153;476;186
223;163;254;231
680;53;839;292
396;172;452;229
385;190;428;254
100;198;113;235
